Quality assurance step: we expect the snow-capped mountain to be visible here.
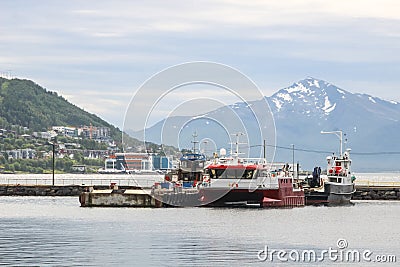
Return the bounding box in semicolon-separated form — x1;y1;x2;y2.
130;78;400;171
269;77;399;122
266;78;400;170
270;78;340;117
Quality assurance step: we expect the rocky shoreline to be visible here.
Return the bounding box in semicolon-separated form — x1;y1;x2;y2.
352;186;400;200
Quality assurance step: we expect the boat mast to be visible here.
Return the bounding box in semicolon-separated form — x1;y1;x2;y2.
263;139;266;161
191;131;199;154
230;132;245;164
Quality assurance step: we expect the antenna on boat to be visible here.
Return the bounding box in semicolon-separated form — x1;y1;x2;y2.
321;130;343;157
263;139;267;162
230;132;246;163
191;131;199;154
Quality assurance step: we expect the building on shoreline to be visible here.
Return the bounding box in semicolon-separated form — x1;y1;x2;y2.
101;153;173;173
5;149;36;159
51;125;111;142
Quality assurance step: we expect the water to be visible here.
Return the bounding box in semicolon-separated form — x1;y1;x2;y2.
0;197;399;266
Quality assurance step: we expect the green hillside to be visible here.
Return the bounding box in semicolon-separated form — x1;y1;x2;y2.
0;77;181;174
0;77;178;153
0;77;122;140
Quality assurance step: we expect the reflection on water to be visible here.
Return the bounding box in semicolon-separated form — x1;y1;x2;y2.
0;197;399;266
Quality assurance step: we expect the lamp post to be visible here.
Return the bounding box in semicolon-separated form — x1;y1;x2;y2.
48;141;56;186
321;130;343;156
292;144;295;178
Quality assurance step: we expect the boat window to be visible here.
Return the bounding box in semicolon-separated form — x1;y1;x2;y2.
329;177;342;183
247;170;256;179
208;168;225;179
207;168;255;179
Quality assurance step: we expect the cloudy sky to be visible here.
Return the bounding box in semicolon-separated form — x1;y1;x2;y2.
1;0;399;128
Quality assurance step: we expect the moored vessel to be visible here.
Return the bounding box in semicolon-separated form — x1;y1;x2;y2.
154;133;305;208
304;131;356;205
199;158;305;208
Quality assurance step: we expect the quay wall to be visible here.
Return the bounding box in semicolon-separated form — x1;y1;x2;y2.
1;185;400;201
0;185;139;196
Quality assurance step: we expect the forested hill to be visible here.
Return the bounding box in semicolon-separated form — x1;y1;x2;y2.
0;77;121;140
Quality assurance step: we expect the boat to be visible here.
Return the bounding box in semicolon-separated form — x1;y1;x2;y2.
164;153;207;185
198;154;304;208
304;131;356;205
153;133;305;208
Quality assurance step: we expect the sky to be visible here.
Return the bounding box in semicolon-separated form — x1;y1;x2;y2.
1;0;399;129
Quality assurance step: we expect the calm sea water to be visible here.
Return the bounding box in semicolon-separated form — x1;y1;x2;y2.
0;197;399;266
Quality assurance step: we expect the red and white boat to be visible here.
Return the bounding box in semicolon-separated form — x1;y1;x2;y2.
198;135;305;208
304;131;356;205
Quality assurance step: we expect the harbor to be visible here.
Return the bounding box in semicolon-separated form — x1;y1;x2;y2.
79;132;354;208
2;175;400;205
2;132;400;207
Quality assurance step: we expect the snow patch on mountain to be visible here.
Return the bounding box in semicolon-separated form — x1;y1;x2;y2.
324;103;336;114
307;79;320;88
272;98;283;111
337;88;345;94
191;115;206;119
276;92;293;102
285;82;312;94
368;96;376;104
322;96;336;114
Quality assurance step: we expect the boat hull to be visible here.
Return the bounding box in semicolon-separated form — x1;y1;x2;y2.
305;183;355;206
325;182;355;205
199;187;304;208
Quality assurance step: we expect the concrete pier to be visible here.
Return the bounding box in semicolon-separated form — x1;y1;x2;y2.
79;188;162;207
0;185;140;197
2;184;400;206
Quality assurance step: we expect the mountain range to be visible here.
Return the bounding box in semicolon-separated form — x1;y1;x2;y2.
2;76;398;171
131;77;400;171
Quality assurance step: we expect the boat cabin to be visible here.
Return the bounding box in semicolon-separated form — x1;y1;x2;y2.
326;149;352;184
206;164;258;180
164;153;207;186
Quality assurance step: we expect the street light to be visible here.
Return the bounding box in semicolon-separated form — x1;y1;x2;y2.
291;144;295;178
47;141;56;186
321;130;343;156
